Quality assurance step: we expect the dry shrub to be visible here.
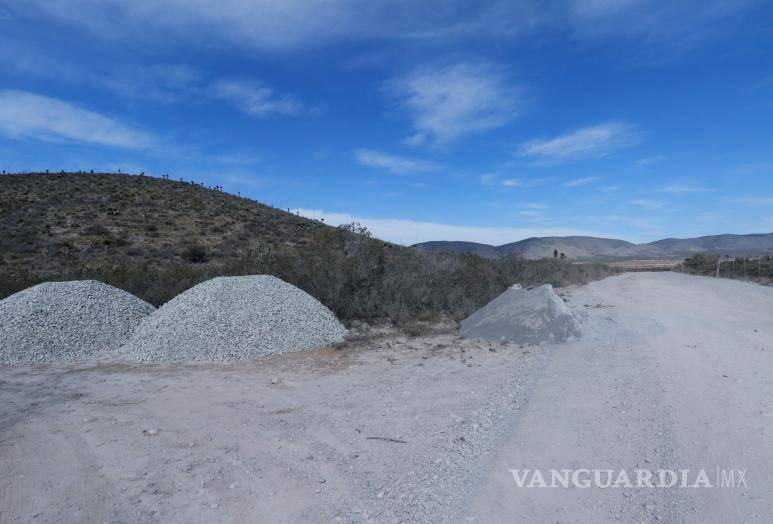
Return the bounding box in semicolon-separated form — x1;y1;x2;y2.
0;224;613;324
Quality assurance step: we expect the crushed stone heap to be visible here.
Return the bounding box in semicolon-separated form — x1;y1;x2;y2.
460;284;581;344
120;275;348;361
0;280;155;364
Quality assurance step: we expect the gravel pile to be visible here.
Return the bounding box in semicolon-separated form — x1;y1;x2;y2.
0;280;155;364
120;275;348;361
460;283;581;344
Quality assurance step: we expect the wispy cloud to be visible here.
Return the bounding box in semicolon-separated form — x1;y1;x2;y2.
16;1;544;53
519;202;548;210
480;173;550;189
100;63;202;102
593;214;665;239
480;173;499;186
657;183;710;194
567;0;760;47
515;209;548;221
733;197;773;206
629;198;665;210
18;1;758;54
514;202;549;222
726;162;773;176
635;155;666;168
212;79;303;118
0;90;153;149
518;122;641;164
563;176;600;187
388;63;522;145
293;208;598;246
355;148;440;175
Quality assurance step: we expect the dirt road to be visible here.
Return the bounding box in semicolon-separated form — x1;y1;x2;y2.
470;272;773;523
1;272;772;522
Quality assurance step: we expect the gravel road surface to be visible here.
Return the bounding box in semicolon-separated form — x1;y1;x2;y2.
469;272;773;523
1;272;771;522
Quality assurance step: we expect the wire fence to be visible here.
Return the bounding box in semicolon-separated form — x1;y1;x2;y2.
676;253;773;285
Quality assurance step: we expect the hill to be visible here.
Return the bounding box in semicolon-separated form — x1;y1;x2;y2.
415;233;773;261
0;172;613;322
647;233;773;258
499;236;643;260
1;171;329;274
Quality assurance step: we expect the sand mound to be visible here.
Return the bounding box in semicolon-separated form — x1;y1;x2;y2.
0;280;155;364
120;275;348;361
460;284;581;344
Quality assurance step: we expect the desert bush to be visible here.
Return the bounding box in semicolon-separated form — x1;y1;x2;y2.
181;244;208;263
214;224;612;323
0;222;614;324
680;252;773;283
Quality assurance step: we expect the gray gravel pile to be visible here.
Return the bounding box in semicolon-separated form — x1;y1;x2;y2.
460;283;581;344
0;280;155;364
120;275;348;361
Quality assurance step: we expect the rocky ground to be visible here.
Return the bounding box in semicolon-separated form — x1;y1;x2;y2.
2;272;772;523
0;325;541;523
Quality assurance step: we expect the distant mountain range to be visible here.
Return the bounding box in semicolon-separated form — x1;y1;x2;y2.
413;233;773;261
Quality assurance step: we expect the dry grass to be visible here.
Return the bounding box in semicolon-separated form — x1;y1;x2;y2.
605;259;680;271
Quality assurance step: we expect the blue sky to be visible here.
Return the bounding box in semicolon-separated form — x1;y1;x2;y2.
1;1;772;245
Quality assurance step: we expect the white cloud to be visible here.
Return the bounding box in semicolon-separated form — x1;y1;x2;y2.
726;162;773;176
292;208;598;246
563;176;600;187
593;214;665;238
480;173;499;186
566;0;760;46
518;122;641;163
402;133;427;147
355;149;439;175
635;155;666;168
0;90;153;148
519;202;548;209
629;198;665;210
657;183;710;194
99;64;202;102
212;79;303;118
17;1;546;52
515;209;548;221
18;1;758;53
733;197;773;206
479;173;549;189
388;63;522;145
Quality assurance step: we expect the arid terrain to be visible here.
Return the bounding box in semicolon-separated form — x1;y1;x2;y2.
2;272;771;523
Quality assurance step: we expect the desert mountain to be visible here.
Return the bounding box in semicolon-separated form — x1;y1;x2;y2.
415;233;773;261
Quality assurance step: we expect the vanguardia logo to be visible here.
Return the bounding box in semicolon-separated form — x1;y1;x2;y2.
509;468;747;489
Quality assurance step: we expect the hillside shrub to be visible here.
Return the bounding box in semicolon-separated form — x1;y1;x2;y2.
0;224;614;324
